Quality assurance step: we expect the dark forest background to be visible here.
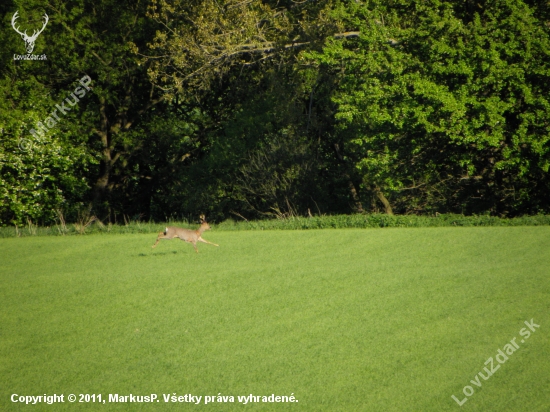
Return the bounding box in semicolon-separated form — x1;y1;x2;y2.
1;0;549;225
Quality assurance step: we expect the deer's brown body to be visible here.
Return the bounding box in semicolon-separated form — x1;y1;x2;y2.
152;215;218;253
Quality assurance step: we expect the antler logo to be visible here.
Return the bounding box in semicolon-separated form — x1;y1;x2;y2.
11;11;49;54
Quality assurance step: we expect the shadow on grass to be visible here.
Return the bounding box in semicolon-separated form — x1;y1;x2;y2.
139;250;180;257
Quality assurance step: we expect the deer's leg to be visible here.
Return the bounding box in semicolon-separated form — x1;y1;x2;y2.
152;232;168;248
192;241;199;253
198;236;219;247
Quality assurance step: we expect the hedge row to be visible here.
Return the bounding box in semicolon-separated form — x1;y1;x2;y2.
1;214;549;238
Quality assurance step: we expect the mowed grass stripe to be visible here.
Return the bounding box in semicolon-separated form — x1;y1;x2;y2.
0;227;548;411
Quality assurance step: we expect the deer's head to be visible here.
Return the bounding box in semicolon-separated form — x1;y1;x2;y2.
199;214;211;231
11;11;49;54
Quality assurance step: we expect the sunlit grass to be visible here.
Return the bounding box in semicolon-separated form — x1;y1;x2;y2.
1;227;549;411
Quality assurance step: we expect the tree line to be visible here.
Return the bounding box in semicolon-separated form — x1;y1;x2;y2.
1;0;549;225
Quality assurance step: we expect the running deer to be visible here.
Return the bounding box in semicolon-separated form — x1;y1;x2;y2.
151;215;219;253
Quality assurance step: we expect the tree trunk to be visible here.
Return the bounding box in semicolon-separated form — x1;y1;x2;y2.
333;143;364;213
91;97;120;209
372;185;393;215
91;155;113;206
347;179;364;213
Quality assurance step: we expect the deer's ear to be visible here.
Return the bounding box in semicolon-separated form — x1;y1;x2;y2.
199;214;206;222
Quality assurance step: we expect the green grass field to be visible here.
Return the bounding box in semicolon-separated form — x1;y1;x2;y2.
1;227;549;411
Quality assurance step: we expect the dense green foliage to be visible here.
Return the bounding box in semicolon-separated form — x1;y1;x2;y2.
1;227;549;410
306;0;550;216
1;0;549;225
